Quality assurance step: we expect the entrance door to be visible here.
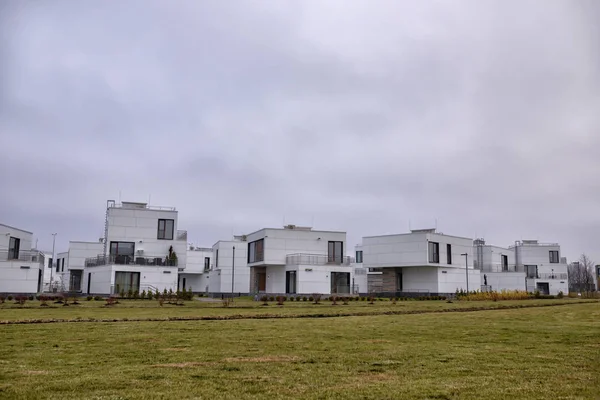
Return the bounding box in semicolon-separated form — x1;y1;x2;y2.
87;273;91;293
38;269;43;293
114;271;140;294
286;271;297;294
258;273;266;292
331;272;350;294
396;270;403;292
70;270;83;292
536;282;550;295
182;278;187;291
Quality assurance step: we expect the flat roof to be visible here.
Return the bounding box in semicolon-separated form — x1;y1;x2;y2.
0;223;33;234
244;227;347;236
363;231;473;241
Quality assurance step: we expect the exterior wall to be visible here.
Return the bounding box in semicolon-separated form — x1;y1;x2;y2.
84;264;179;294
477;246;516;271
265;265;286;293
437;268;480;293
363;232;473;269
353;266;368;294
68;242;104;269
246;228;346;267
401;267;439;293
482;272;526;292
0;224;41;293
54;251;69;291
514;242;569;295
184;248;212;274
178;274;203;292
212;240;249;293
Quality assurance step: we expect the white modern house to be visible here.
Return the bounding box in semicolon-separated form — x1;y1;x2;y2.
79;200;188;295
245;225;356;295
353;244;369;294
361;229;478;295
511;240;568;295
0;223;44;293
60;241;104;293
178;246;213;293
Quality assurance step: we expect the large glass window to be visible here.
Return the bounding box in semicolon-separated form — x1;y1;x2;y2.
204;257;210;271
328;241;344;264
248;239;265;263
157;219;174;240
286;271;297;294
114;271;140;294
446;244;452;264
525;265;538;279
549;251;559;263
501;255;508;271
428;242;440;263
8;237;20;260
110;242;135;264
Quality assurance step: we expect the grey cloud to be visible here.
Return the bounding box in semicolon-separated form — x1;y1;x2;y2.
0;0;598;263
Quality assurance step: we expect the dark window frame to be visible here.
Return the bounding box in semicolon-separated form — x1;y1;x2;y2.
356;250;363;264
501;255;508;271
215;249;219;268
8;237;20;260
328;241;344;264
157;219;175;240
428;242;440;263
549;250;559;263
446;244;452;264
247;239;265;264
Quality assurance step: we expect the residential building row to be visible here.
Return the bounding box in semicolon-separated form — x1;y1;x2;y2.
0;200;588;296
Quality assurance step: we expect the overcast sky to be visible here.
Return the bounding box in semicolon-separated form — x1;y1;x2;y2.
1;1;599;262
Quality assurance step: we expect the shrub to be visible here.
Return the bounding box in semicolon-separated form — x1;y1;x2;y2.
269;296;275;302
342;297;349;305
557;291;564;299
312;293;322;304
147;291;153;301
120;289;125;299
309;296;314;302
276;296;285;306
105;297;116;306
126;289;133;299
368;296;375;304
302;296;307;302
260;295;269;306
86;296;93;301
28;295;34;301
94;296;101;301
140;290;146;300
330;296;338;305
391;297;397;304
7;295;13;301
0;296;5;304
39;295;49;307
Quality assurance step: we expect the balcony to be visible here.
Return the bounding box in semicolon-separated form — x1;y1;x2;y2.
286;253;355;266
0;250;44;264
477;263;518;273
534;273;568;280
85;254;178;268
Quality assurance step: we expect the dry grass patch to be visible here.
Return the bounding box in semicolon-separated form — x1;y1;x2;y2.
21;370;48;375
151;362;214;368
223;355;299;363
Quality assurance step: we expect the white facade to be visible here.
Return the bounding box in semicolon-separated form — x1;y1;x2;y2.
245;226;355;295
210;240;249;294
79;201;188;294
362;229;477;294
511;240;568;295
0;223;44;293
178;247;213;293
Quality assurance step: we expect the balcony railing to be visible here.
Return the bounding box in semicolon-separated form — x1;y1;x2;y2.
535;273;568;280
85;254;178;267
176;230;187;241
478;264;518;273
286;253;355;266
0;250;44;264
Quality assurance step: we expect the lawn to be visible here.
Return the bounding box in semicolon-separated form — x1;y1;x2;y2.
0;297;595;322
0;301;598;399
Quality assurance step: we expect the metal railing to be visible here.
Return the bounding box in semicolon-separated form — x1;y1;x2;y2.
109;203;176;211
537;273;568;280
0;250;44;263
176;230;187;241
85;254;178;267
479;264;518;273
286;253;355;266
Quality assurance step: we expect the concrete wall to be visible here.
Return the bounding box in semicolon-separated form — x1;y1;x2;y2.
353;266;368;293
438;267;480;293
86;266;112;294
362;232;473;269
478;245;516;271
185;248;212;274
83;264;179;294
212;240;249;293
0;261;42;293
482;272;526;292
246;228;347;266
0;224;33;252
401;267;439;293
68;241;104;269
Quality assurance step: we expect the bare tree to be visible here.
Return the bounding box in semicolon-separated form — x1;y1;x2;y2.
568;254;595;293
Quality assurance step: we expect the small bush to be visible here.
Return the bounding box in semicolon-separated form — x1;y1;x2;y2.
557;291;564;299
269;296;275;302
260;295;269;306
0;296;5;304
140;290;146;300
87;296;93;301
276;296;285;306
342;297;349;305
330;296;338;305
302;296;307;302
7;295;13;301
94;296;101;301
120;289;125;299
147;291;153;300
309;296;314;302
312;293;322;304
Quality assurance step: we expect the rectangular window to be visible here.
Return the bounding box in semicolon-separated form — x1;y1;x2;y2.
328;241;344;264
56;259;60;272
109;242;135;264
215;249;219;269
114;271;140;294
549;250;559;263
525;265;538;279
501;255;508;271
247;239;265;263
446;244;452;264
286;271;297;294
49;258;53;269
8;237;20;260
355;250;363;264
157;219;174;240
204;257;210;271
428;242;439;263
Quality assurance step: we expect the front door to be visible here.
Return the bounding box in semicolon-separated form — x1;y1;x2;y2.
286;271;297;294
70;270;83;292
396;270;403;292
331;272;350;294
87;273;91;293
258;273;266;292
536;282;550;295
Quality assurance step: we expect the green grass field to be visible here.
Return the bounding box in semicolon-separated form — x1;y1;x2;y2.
0;299;598;399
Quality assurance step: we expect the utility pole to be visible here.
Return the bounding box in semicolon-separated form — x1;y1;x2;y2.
50;233;57;292
231;246;235;298
461;253;469;292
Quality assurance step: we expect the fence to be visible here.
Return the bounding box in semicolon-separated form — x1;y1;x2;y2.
286;253;355;266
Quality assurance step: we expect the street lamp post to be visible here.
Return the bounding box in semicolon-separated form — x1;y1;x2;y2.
461;253;469;293
50;233;57;292
231;246;235;298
